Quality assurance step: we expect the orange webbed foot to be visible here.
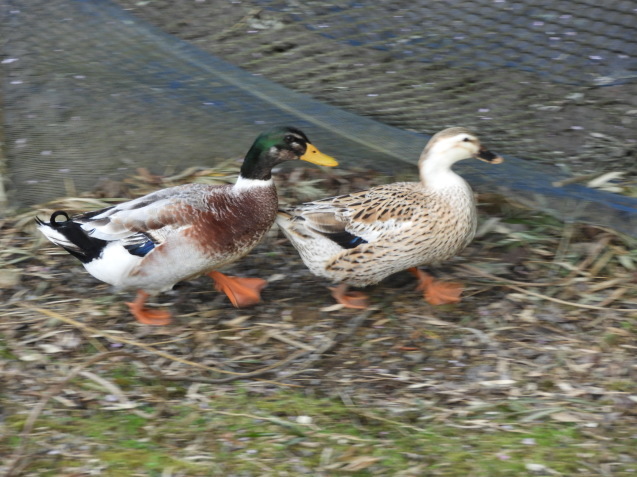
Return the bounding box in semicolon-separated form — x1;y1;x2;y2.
328;283;369;309
409;268;463;305
208;271;267;308
126;290;172;325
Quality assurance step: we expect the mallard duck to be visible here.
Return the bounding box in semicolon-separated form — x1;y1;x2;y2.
36;126;337;325
276;127;502;309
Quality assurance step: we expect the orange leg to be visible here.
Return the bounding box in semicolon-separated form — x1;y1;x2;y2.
125;290;172;325
208;271;267;308
328;283;369;309
408;268;463;305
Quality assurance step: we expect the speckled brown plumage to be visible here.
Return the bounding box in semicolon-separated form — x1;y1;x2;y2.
277;127;502;292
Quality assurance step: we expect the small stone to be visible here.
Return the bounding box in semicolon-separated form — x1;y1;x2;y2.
296;415;313;425
526;463;554;474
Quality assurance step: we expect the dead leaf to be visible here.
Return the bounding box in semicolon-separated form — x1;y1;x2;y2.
320;304;345;312
38;344;64;354
0;269;21;288
340;455;381;471
550;411;584;423
479;379;516;387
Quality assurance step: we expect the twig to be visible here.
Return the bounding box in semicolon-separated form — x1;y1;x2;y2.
79;370;159;418
552;222;574;269
145;348;309;384
460;264;569;287
505;284;637;312
266;330;317;351
347;408;431;434
205;409;310;436
202;409;377;443
552;172;601;187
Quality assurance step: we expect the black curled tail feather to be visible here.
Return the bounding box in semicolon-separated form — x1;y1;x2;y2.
50;210;71;227
37;210;108;264
35;210;71;227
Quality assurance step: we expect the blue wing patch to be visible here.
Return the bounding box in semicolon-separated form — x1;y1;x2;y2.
323;231;368;249
124;234;156;257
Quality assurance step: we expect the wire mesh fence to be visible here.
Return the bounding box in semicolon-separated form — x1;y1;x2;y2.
153;0;636;165
2;0;636;233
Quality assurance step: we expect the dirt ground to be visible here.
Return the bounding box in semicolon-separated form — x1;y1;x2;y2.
2;163;637;475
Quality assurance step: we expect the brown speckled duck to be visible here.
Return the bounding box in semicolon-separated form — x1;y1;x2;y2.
276;127;502;309
36;126;337;325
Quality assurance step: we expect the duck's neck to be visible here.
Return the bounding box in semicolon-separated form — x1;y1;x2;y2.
240;146;277;181
233;175;274;191
419;157;469;192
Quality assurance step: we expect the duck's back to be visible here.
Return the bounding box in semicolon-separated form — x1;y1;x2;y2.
124;183;280;290
280;180;477;286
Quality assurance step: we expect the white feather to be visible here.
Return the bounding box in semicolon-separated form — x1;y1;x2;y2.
83;242;143;288
233;176;273;191
37;223;75;249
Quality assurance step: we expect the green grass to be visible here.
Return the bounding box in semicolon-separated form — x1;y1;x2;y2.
0;337;16;360
4;387;632;476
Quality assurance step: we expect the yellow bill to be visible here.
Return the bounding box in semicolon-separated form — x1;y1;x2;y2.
301;144;338;167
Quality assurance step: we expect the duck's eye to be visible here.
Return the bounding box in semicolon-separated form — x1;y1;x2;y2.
462;137;471;142
284;135;295;144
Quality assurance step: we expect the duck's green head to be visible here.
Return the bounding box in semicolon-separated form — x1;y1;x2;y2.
241;126;338;180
